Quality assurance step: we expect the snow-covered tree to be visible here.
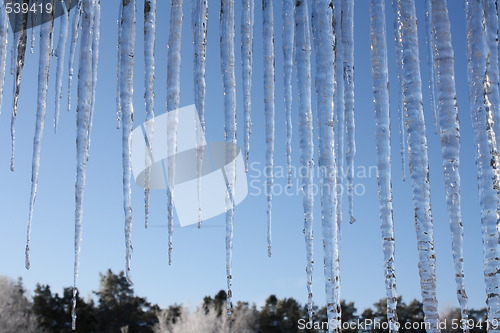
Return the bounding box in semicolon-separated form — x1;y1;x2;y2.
155;299;258;333
0;275;42;333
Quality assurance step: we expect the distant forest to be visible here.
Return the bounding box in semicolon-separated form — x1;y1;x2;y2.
0;270;489;332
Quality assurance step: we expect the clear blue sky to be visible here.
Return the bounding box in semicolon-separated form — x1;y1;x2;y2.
0;0;489;314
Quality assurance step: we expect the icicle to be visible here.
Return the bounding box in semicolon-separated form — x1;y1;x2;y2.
425;0;438;135
116;2;122;129
166;0;183;264
11;10;29;172
398;91;407;181
393;0;407;181
341;0;355;224
119;0;136;285
242;0;254;173
334;0;344;232
90;0;100;123
485;0;500;150
10;14;18;76
220;0;236;315
25;0;55;271
427;0;469;327
10;27;16;77
192;0;207;227
68;0;82;113
282;0;293;185
484;2;500;281
0;1;8;114
262;0;275;257
28;0;40;54
54;0;70;132
369;1;398;331
72;1;95;328
465;0;500;329
393;1;440;332
30;5;37;54
294;0;315;324
144;0;156;229
192;0;207;132
311;1;340;330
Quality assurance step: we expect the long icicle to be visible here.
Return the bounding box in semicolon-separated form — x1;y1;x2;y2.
242;0;254;173
89;0;100;128
11;4;29;172
341;0;355;223
393;1;440;331
116;1;123;129
369;1;399;331
465;0;500;329
295;0;315;324
334;0;344;232
54;0;70;132
311;1;340;330
393;0;407;181
120;0;137;285
68;0;82;113
192;0;207;130
92;1;100;98
425;0;439;134
484;0;500;272
262;0;275;257
72;0;95;328
166;0;183;265
25;2;54;270
485;0;500;150
192;0;207;227
428;0;469;327
220;0;237;315
0;1;8;114
282;0;293;186
144;0;156;229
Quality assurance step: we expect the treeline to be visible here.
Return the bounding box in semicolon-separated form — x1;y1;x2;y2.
0;270;489;332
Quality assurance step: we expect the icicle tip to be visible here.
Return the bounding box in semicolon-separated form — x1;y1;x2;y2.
25;246;30;270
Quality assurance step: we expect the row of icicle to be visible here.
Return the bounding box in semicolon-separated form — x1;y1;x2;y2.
0;0;100;328
1;0;500;331
0;0;99;330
